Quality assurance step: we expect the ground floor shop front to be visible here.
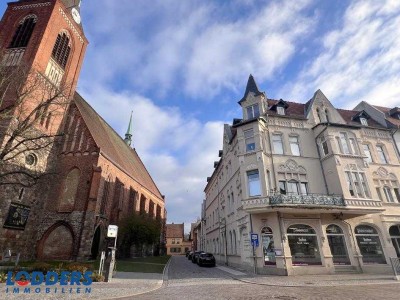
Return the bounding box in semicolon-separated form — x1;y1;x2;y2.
215;211;400;276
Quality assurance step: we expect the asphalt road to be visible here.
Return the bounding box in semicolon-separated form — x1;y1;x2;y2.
130;256;400;300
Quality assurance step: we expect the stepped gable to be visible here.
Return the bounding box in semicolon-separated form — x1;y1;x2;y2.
73;92;163;199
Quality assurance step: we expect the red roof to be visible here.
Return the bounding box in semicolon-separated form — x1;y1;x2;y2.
372;105;400;127
74;93;163;200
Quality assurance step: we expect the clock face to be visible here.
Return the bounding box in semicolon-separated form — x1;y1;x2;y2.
71;8;81;24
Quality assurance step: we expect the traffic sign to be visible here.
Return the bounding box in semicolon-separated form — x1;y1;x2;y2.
251;233;259;247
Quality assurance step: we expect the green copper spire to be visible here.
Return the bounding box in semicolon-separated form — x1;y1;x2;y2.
124;111;133;146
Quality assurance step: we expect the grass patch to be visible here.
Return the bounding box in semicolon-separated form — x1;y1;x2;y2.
115;256;171;273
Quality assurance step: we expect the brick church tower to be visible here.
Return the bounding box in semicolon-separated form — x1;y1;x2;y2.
0;1;166;262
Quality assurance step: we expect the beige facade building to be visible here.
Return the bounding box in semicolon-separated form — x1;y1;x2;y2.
165;223;190;255
202;75;400;276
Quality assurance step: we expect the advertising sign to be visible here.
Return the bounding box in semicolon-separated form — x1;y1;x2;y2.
3;203;30;230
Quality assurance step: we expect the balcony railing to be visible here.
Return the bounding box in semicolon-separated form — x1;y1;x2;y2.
242;193;345;211
269;193;345;207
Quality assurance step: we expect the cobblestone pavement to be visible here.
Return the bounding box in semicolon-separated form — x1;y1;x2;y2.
128;256;400;300
0;271;163;300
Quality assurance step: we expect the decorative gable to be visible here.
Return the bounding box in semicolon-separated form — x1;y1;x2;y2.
306;90;346;124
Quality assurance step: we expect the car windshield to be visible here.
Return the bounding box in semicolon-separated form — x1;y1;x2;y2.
201;253;213;258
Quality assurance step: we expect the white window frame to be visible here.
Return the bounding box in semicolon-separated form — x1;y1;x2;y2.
289;136;300;156
246;104;260;119
272;134;284;155
247;170;261;197
277;106;285;115
360;117;368;126
244;129;255;152
376;145;388;164
363;144;373;163
345;171;370;199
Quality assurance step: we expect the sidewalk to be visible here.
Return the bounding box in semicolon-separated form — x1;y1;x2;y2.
0;272;163;300
217;265;400;287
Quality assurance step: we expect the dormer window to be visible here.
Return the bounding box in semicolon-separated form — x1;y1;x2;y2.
277;106;285;115
247;104;260;119
360;117;368;126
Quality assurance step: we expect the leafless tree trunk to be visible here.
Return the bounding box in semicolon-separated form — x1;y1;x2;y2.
0;52;72;187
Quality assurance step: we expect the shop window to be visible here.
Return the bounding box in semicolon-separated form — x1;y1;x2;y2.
287;224;321;266
261;227;276;265
326;225;350;265
389;225;400;258
354;225;386;264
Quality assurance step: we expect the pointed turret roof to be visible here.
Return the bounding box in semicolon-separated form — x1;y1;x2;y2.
238;74;264;103
124;111;133;146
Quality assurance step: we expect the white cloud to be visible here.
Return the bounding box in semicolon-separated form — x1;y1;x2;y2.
82;0;315;99
80;84;224;226
281;0;400;108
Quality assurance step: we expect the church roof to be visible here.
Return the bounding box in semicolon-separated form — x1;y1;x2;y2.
73;92;163;200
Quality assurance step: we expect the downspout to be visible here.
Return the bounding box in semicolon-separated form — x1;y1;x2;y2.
266;114;287;274
314;124;330;194
267;114;288;276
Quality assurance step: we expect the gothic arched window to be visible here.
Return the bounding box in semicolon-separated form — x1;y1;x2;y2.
51;32;71;69
9;15;37;48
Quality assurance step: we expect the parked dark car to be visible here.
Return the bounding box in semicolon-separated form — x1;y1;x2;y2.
185;250;190;257
187;251;194;260
197;253;216;267
191;251;204;263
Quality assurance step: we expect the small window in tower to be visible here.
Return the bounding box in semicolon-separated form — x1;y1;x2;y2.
51;32;71;69
9;15;38;49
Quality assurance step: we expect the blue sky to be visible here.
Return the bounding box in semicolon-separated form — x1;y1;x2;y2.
2;0;400;233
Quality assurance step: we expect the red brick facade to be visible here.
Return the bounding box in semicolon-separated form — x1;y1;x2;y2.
0;0;166;261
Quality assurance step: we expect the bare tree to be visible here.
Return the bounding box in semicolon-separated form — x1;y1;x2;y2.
0;52;72;187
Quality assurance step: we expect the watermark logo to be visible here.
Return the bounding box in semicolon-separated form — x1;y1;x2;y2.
5;271;93;295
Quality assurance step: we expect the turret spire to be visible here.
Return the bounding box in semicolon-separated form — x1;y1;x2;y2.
124;111;133;146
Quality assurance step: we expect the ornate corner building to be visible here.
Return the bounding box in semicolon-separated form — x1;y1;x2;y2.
0;0;166;260
202;75;400;275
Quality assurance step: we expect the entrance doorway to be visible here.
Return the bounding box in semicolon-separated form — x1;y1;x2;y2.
326;224;350;265
91;226;102;259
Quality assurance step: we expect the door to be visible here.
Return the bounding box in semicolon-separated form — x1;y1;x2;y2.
326;224;351;265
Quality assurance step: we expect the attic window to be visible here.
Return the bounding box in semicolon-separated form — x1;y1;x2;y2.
360;118;368;126
277;106;285;115
247;104;260;119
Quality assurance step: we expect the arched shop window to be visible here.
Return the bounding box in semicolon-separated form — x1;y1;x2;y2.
287;224;321;266
261;227;275;265
389;225;400;258
326;225;350;265
355;225;386;264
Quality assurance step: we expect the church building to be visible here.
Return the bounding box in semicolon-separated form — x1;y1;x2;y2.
0;0;165;260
